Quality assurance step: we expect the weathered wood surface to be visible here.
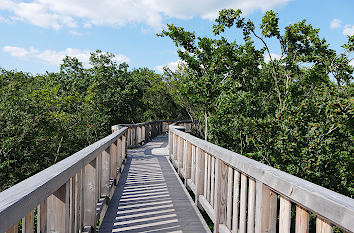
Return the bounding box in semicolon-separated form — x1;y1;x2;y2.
169;125;354;232
0;127;128;232
99;135;210;233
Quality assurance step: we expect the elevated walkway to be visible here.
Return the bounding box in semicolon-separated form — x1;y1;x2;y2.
100;135;210;233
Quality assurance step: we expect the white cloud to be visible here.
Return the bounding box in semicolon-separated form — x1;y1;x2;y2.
330;19;341;29
0;0;290;30
343;24;354;36
2;46;130;66
264;53;282;63
69;30;83;36
155;60;186;73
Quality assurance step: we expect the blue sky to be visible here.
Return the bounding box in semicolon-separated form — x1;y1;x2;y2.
0;0;353;74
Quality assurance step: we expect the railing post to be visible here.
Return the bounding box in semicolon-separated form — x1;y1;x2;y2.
101;147;111;197
195;148;205;206
110;142;117;183
255;181;277;233
47;182;69;233
83;158;97;230
117;137;123;169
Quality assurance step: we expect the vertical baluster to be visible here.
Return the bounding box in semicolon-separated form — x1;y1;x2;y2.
80;168;85;232
185;141;192;185
239;174;248;233
69;177;75;233
211;156;215;207
279;196;291;233
178;137;184;174
83;158;97;230
295;205;309;233
96;153;101;201
6;223;18;233
110;141;117;183
47;182;69;233
195;148;205;206
214;159;228;233
316;217;332;233
255;181;277;233
247;178;256;233
101;147;111;197
37;199;46;233
117;137;122;172
232;170;240;233
75;171;81;233
204;153;208;199
191;145;195;184
226;166;233;229
22;210;34;233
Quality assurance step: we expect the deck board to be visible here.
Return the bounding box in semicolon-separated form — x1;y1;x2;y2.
99;135;210;233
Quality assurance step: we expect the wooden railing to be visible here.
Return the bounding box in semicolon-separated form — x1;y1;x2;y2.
0;120;174;233
114;120;176;148
169;123;354;233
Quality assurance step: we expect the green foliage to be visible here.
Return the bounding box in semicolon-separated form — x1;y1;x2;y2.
0;51;188;191
160;9;353;197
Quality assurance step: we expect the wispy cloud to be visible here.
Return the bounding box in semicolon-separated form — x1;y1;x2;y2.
330;19;342;29
0;0;290;30
2;46;130;66
343;24;354;36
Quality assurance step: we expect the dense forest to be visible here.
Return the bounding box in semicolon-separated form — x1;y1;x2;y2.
1;9;353;198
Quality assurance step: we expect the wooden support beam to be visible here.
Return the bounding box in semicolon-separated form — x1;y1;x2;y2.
47;182;69;233
279;196;291;233
316;217;332;233
195;148;205;206
101;147;111;197
214;159;228;233
83;158;97;229
37;199;46;233
255;181;277;233
295;205;309;233
232;170;240;233
247;178;256;233
22;210;34;233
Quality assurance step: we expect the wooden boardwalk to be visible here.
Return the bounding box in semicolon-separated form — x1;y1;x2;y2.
99;134;210;233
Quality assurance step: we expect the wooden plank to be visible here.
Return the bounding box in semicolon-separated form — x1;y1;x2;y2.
22;210;34;233
122;133;127;160
211;156;215;207
37;199;46;233
47;182;69;233
117;137;122;170
226;166;233;229
183;139;188;180
6;223;18;233
195;148;205;206
0;127;127;233
204;152;208;199
214;159;228;233
279;196;291;233
255;181;277;233
295;205;309;233
247;178;256;233
75;171;81;233
83;158;97;229
97;152;101;200
207;154;212;203
80;168;84;232
232;170;240;233
169;126;354;231
110;141;117;181
316;217;332;233
101;147;111;197
185;141;192;182
239;174;247;233
69;177;75;233
178;137;184;174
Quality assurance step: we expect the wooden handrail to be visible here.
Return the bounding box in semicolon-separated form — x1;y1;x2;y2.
0;127;128;233
169;124;354;233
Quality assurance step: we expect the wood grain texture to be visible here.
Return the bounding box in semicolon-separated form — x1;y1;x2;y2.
101;147;111;196
211;156;215;207
226;166;233;229
316;217;333;233
247;178;256;233
232;170;240;233
83;158;97;228
279;196;291;233
195;148;205;206
37;199;46;233
22;210;34;233
6;223;18;233
255;181;277;233
295;205;309;233
47;182;69;233
110;142;117;181
239;174;247;233
0;127;127;232
169;125;354;231
185;141;192;182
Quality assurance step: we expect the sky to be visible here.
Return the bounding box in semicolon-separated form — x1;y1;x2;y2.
0;0;353;74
